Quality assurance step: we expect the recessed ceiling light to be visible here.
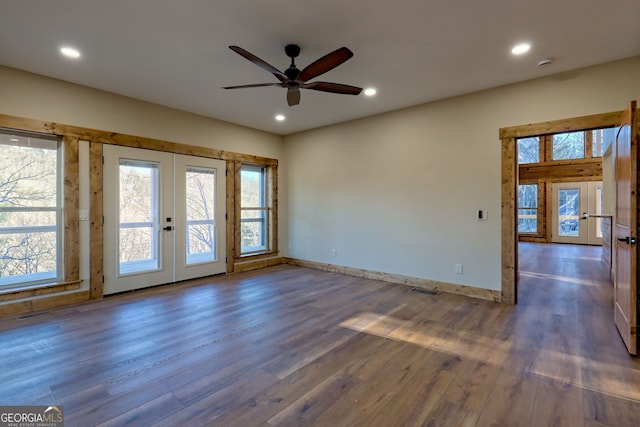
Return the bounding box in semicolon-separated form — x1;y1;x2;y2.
60;46;81;59
364;88;377;97
10;138;19;142
275;114;285;121
511;43;531;55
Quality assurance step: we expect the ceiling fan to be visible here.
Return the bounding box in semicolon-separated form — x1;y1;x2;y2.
223;44;362;106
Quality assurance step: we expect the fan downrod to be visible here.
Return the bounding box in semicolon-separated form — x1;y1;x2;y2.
284;44;301;80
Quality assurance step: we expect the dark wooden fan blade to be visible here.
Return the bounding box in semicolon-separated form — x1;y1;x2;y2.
229;46;288;83
223;83;283;89
287;88;301;106
297;47;353;83
302;82;362;95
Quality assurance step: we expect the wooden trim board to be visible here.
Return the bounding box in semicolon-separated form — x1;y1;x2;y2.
0;113;277;166
285;258;501;302
232;257;285;273
0;291;90;317
0;281;81;303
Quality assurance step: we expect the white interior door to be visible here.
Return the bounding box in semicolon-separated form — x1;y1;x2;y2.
104;146;226;295
552;181;603;245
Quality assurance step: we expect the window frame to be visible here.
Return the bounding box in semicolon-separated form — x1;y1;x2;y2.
233;161;278;261
0;129;67;290
517;136;542;164
551;131;586;161
517;183;540;235
240;163;269;254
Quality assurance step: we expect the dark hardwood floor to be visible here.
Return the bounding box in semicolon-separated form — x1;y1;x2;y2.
1;243;639;426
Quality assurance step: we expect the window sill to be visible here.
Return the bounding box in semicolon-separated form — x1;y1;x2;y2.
0;280;82;303
236;250;279;262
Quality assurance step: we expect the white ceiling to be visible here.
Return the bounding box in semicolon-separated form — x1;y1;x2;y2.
1;1;639;135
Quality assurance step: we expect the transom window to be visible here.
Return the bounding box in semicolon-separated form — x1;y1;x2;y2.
0;130;62;288
552;131;585;160
517;137;540;164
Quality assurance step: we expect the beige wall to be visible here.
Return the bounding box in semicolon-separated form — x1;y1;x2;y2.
2;56;640;294
284;56;640;291
0;65;283;159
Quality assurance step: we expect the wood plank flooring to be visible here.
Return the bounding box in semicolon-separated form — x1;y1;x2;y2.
1;243;639;426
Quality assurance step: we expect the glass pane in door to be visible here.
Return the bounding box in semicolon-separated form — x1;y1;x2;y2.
118;160;160;274
185;166;216;265
558;188;580;237
595;185;604;238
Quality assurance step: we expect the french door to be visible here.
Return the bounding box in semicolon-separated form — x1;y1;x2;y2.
551;181;603;245
103;145;226;295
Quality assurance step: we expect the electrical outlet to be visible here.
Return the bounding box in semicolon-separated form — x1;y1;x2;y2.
455;264;463;274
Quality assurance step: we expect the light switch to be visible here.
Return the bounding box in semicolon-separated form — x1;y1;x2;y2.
79;210;89;221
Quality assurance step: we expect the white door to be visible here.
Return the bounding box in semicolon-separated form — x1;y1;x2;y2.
552;181;603;245
103;146;226;294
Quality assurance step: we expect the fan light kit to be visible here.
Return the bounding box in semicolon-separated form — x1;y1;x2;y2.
223;44;362;106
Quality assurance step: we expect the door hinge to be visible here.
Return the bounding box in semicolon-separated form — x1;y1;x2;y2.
225;213;228;220
102;215;105;225
225;257;227;263
102;275;105;283
102;156;104;165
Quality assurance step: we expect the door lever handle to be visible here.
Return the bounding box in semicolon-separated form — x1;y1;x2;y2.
617;236;637;244
163;226;173;231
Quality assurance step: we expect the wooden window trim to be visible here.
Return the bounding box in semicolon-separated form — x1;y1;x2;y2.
63;136;80;284
0;112;279;301
0;130;77;291
0;280;81;303
233;161;279;264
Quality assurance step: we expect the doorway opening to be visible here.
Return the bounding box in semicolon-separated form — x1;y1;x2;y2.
500;110;623;304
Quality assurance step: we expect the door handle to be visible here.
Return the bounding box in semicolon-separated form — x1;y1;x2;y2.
617;236;637;244
163;226;173;231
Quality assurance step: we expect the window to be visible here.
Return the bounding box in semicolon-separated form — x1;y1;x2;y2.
591;128;616;158
240;163;269;254
517;137;540;164
518;184;538;233
0;131;62;288
118;159;160;274
552;131;585;160
185;165;216;265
